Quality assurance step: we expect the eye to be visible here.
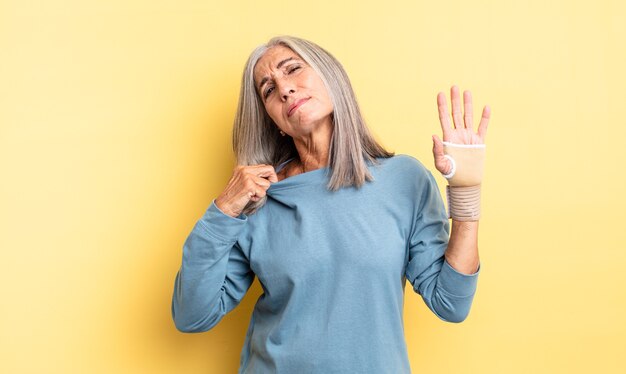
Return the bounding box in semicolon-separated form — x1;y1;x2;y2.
264;86;275;99
287;64;301;74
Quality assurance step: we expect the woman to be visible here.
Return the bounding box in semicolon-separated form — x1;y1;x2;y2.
172;35;490;373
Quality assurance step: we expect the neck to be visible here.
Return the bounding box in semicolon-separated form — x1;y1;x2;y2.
292;119;333;173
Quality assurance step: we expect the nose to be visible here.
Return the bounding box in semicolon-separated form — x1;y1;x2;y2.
277;78;296;102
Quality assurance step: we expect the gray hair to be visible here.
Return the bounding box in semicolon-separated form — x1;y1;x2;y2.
233;35;393;214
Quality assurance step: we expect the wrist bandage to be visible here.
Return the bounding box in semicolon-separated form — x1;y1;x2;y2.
442;142;486;221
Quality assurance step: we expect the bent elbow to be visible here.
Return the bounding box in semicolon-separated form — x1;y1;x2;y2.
439;310;471;323
174;320;208;333
171;302;222;333
429;291;475;323
173;313;220;333
174;320;197;333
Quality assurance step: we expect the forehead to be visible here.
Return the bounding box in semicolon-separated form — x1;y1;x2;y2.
253;45;300;81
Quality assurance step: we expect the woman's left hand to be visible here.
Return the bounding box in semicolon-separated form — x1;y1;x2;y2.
432;85;490;175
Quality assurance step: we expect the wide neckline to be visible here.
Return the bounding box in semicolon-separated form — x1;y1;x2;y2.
269;160;329;191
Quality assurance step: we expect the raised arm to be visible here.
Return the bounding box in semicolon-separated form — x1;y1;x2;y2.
432;85;490;275
405;167;479;323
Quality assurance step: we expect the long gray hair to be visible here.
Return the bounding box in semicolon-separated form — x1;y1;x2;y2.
233;36;393;214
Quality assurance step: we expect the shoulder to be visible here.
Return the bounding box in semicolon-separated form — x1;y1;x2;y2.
368;155;443;214
370;154;441;201
374;154;432;181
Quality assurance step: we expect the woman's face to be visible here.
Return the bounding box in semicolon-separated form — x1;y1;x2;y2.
253;45;334;140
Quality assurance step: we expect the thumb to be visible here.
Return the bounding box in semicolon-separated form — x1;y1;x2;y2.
432;135;444;157
432;134;452;175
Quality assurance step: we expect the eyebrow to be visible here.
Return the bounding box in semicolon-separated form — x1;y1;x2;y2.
257;57;297;91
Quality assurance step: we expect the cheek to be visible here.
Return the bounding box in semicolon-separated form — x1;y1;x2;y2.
318;87;333;112
312;80;332;109
264;101;285;125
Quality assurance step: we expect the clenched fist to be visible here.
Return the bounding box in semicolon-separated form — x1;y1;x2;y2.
215;164;279;217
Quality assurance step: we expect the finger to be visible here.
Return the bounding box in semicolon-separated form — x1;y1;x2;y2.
432;134;444;157
249;177;271;200
477;105;491;142
252;175;272;189
251;186;268;200
463;90;473;130
437;92;452;140
432;135;452;175
246;164;279;183
244;179;260;199
250;190;264;202
450;85;463;129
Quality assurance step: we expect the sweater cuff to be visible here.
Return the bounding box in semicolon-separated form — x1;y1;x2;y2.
437;259;480;297
197;200;248;243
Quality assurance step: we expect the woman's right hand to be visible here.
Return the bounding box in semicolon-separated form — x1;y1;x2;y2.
214;164;278;217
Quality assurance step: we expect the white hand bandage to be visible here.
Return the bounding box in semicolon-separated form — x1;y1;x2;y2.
442;142;486;221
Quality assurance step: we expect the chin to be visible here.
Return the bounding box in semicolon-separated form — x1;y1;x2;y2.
297;111;331;127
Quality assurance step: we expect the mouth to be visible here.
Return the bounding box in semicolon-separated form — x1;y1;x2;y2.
287;98;310;117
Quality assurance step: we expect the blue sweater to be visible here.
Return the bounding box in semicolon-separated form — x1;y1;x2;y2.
172;155;480;373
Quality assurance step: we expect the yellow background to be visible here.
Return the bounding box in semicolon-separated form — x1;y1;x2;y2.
1;0;625;372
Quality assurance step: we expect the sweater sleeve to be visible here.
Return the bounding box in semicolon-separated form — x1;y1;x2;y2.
405;170;480;323
171;201;255;332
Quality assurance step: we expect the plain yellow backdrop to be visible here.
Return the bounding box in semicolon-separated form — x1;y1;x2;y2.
1;0;625;373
